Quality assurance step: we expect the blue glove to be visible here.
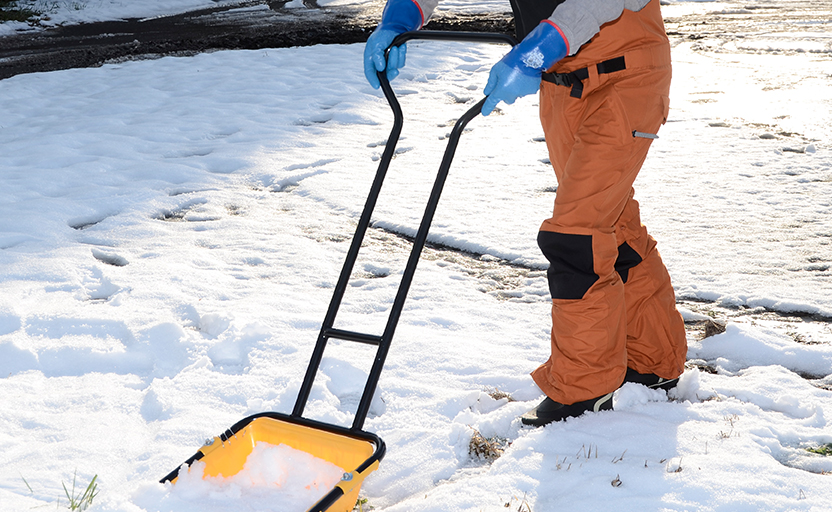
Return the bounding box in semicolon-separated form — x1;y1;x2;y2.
363;0;424;89
481;21;569;116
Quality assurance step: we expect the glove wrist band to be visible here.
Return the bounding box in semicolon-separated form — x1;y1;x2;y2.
379;0;424;33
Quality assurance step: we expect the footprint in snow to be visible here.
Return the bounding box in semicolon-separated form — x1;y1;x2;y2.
69;213;114;231
92;248;128;267
156;198;223;222
316;100;340;110
270;167;330;192
81;266;121;301
320;358;386;418
293;113;333;126
446;92;473;104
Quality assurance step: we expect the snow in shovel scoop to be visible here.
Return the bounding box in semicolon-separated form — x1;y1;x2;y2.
138;442;345;512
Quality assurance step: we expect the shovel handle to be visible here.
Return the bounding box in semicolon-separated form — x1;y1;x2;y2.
379;30;518;122
388;29;518;49
293;31;516;433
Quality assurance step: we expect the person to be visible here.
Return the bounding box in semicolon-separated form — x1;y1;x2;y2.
363;0;687;427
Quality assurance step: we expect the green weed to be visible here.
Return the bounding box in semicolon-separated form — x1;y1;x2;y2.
807;443;832;456
0;0;39;22
62;471;99;511
20;474;34;493
20;471;100;510
354;496;373;511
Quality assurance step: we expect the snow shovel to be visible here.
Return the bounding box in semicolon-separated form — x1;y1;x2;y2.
161;30;517;512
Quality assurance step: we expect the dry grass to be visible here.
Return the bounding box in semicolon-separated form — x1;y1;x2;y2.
504;493;533;511
487;388;516;402
703;318;727;338
469;428;507;461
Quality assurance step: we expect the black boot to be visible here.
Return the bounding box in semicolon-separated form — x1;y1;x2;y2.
520;392;613;427
623;368;679;391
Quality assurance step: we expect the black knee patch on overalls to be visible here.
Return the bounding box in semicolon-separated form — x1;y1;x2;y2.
538;233;646;299
538;231;598;300
614;241;643;284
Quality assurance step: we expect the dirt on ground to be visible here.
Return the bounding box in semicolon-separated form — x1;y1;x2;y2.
5;0;829;80
0;1;514;80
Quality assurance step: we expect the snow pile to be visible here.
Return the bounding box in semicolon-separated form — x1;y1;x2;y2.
690;323;832;377
137;442;344;511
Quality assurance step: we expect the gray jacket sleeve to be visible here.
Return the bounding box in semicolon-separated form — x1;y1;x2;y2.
411;0;440;25
411;0;649;52
548;0;652;55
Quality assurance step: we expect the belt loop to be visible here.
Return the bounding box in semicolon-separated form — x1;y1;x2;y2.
587;63;599;91
569;68;589;99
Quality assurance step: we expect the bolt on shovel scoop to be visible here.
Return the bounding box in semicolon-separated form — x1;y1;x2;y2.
161;30;516;512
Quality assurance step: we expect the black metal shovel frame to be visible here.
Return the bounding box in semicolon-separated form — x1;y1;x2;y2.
161;30;517;512
301;30;517;510
296;28;518;432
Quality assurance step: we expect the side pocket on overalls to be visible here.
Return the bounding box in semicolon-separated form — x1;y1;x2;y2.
632;94;670;140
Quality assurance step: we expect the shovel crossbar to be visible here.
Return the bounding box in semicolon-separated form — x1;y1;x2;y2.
163;31;516;512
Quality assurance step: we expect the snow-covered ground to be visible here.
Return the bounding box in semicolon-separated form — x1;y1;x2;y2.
1;1;831;511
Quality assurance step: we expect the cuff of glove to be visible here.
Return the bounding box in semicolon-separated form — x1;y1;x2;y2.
379;0;424;33
541;20;570;58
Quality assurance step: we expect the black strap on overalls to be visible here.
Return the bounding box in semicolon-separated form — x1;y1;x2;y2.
541;56;627;99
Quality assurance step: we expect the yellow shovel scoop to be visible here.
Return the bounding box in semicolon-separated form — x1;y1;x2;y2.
161;412;383;512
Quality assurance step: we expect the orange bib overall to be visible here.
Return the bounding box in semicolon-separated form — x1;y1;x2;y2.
531;0;687;404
